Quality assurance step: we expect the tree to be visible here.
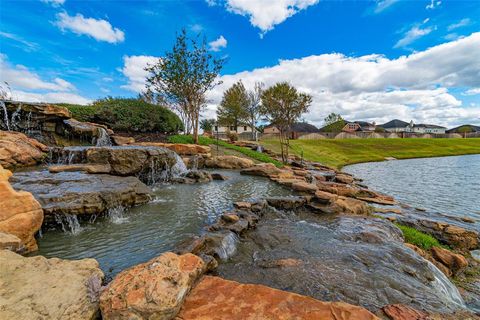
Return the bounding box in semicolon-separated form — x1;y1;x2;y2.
457;125;473;138
259;82;312;163
324;112;343;126
247;82;264;141
145;29;225;144
217;80;249;132
200;118;215;133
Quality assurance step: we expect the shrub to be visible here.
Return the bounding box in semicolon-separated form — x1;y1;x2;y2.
394;223;442;250
227;131;238;142
62;98;183;133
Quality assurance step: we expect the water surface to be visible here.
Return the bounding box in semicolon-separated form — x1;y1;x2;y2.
35;170;290;276
344;154;480;220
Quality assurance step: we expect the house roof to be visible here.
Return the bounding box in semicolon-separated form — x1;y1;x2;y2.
413;124;447;129
351;121;375;127
379;119;409;128
446;124;480;133
265;122;319;133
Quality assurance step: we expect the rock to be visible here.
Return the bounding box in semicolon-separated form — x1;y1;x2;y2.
257;258;303;268
0;250;104;320
431;247;468;276
0;165;43;252
205;155;254;169
48;163;112;174
315;190;338;203
211;172;229;180
134;142;211;155
183;170;212;183
404;243;427;258
381;304;429;320
266;196;307;210
111;135;135;146
291;181;318;193
11;170;152;216
331;196;372;215
0;130;48;169
233;201;252;210
221;213;240;223
177;276;379;320
100;252;205;320
62;119;110;137
175;231;239;262
4;100;71;119
336;173;354;184
241;163;282;177
0;232;23;252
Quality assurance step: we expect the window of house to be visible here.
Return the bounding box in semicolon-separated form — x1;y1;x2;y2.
214;126;218;131
230;126;235;131
244;126;247;131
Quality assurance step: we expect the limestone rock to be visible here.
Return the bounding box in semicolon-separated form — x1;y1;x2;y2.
336;173;354;184
4;100;71;119
134;142;211;155
48;163;112;174
266;196;307;210
291;181;318;193
241;163;282;177
100;252;205;320
0;165;43;252
331;196;371;215
0;232;23;252
205;155;254;169
177;276;379;320
111;135;135;146
0;250;104;320
0;130;48;169
431;247;468;276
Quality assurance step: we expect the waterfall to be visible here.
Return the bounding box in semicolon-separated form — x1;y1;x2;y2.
10;106;21;131
190;155;199;171
95;128;112;147
171;153;188;177
215;232;239;261
0;101;10;131
107;206;129;224
54;214;83;235
427;260;465;308
256;145;263;153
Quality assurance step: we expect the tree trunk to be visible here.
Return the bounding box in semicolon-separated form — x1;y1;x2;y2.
193;110;199;144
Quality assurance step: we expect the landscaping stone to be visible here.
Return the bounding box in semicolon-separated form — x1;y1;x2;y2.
0;130;48;169
431;246;468;276
205;155;254;169
0;232;23;252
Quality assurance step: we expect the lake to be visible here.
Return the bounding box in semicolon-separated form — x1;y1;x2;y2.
344;154;480;220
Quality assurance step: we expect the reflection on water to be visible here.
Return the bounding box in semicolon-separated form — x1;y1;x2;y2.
34;170;290;276
344;154;480;219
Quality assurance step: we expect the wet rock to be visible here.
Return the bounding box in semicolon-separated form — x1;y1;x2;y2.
177;276;379;320
314;190;338;203
0;232;23;252
431;247;468;276
266;196;307;210
176;231;239;262
0;130;48;169
381;304;429;320
134;142;211;155
100;252;205;320
241;163;282;177
205;155;254;169
211;172;229;180
257;258;303;268
62;119;111;137
11;170;152;216
221;213;240;223
48;163;112;174
183;170;212;183
291;180;318;193
336;173;354;184
111;135;135;146
0;250;104;320
331;196;372;215
233;201;252;210
0;165;43;252
4;100;71;119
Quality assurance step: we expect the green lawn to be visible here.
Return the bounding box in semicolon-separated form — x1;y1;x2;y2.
261;138;480;169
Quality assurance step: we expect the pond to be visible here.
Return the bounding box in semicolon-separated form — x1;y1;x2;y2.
343;154;480;220
34;170;291;277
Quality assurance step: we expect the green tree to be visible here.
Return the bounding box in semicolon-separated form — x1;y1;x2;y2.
200;118;215;133
260;82;312;163
145;29;225;144
457;125;473;138
217;80;249;132
324;112;343;126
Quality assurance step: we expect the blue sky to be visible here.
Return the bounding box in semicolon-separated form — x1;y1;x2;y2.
1;0;479;127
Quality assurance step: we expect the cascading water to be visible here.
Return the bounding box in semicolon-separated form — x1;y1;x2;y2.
215;232;239;261
427;261;466;308
107;206;129;224
170;153;188;177
10;106;21;131
95;128;112;147
0;101;10;131
54;214;83;235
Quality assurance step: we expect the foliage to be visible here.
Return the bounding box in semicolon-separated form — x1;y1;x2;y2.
167;134;283;167
456;125;473;134
63;98;183;133
374;126;385;133
200;118;215;132
217;80;249;128
320;119;346;132
260;82;312;163
324;113;343;126
260;137;480;169
145;29;225;143
246;82;264;140
227;131;238;142
394;223;442;250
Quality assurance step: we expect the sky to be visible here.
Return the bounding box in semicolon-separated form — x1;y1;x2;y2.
1;0;479;128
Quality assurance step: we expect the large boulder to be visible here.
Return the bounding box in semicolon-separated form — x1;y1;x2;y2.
177;276;379;320
4;100;71;119
0;130;48;169
133;142;211;156
100;252;205;320
240;163;283;177
10;170;152;216
0;232;23;252
0;250;104;320
205;155;254;169
0;165;43;252
431;246;468;276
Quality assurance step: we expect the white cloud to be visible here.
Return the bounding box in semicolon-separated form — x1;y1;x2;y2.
426;0;441;10
120;55;159;92
11;90;91;105
121;33;480;127
394;21;434;48
374;0;399;14
190;24;204;33
447;18;471;31
224;0;319;35
209;35;227;51
41;0;65;7
0;32;39;52
463;88;480;96
56;12;125;44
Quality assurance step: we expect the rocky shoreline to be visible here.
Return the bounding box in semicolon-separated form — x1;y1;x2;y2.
0;102;479;319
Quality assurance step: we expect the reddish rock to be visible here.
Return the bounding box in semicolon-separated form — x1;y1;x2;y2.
48;163;112;174
291;181;318;194
205;156;254;169
404;243;427;258
241;163;282;177
233;201;252;210
336;173;354;184
177;276;379;320
0;231;23;252
134;142;211;155
221;213;240;223
431;246;468;276
111;135;135;146
100;252;206;320
331;196;371;215
0;165;43;252
0;131;48;169
315;190;338;203
382;304;428;320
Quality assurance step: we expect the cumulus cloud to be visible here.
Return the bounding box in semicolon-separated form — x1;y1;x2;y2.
222;0;319;35
56;12;125;44
209;35;227;51
463;88;480;96
120;55;159;92
394;20;434;48
447;18;471;31
11;90;91;105
122;33;480;127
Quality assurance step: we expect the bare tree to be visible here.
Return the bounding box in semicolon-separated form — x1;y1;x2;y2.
247;82;264;141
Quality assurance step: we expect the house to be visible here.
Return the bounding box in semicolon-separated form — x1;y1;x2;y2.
379;119;410;133
446;124;480;133
342;121;376;132
405;121;446;134
213;124;255;134
264;122;319;139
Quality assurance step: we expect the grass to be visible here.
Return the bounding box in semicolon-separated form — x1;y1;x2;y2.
261;138;480;169
168;135;284;167
394;223;443;250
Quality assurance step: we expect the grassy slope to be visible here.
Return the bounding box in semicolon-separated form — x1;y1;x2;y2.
261;138;480;169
